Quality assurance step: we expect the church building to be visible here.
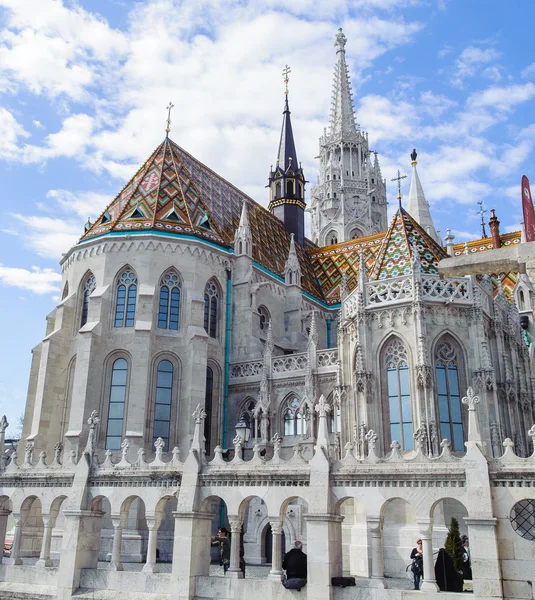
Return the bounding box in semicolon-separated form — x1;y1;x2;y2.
1;29;535;600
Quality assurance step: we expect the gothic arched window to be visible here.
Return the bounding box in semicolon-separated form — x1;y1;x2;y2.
238;399;261;440
204;367;213;454
258;305;270;330
106;358;128;450
435;340;464;451
327;231;338;245
114;268;137;327
384;339;413;450
330;403;341;433
283;396;306;437
158;271;181;330
204;279;219;338
153;360;173;449
80;273;96;327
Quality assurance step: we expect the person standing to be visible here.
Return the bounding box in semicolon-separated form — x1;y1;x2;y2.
460;535;472;580
211;527;231;574
282;540;307;591
410;539;424;590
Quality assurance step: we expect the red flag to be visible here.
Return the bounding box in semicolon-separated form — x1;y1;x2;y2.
522;175;535;242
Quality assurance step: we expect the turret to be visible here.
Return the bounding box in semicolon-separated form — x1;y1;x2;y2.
268;67;306;246
407;149;439;244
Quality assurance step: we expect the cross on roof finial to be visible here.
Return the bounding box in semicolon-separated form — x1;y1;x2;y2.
477;199;488;238
391;169;407;209
282;65;291;96
165;101;174;138
335;28;347;52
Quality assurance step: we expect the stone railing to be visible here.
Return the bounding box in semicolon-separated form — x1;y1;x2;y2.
366;276;413;306
230;360;264;379
421;275;472;304
230;348;339;381
316;348;338;368
272;353;308;373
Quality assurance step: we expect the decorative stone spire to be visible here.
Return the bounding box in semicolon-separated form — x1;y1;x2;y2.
407;149;439;243
330;28;357;137
284;234;301;286
234;200;252;257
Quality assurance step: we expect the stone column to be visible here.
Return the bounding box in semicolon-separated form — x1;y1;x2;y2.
0;508;11;565
417;518;439;591
110;518;124;571
465;517;503;599
367;517;387;588
227;518;244;578
56;509;104;600
267;520;283;581
142;518;160;573
10;516;23;565
36;515;54;567
169;511;213;600
305;514;345;600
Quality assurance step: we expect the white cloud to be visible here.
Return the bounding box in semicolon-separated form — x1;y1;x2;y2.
468;82;535;112
522;62;535;79
46;189;111;220
0;107;29;160
0;264;61;294
32;119;44;129
5;215;82;258
451;45;501;88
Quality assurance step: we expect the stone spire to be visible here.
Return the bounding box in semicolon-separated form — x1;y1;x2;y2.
330;28;357;137
234;200;252;257
284;233;301;287
407;149;439;244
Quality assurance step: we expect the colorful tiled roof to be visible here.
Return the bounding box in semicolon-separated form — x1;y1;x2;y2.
81;138;325;301
370;208;447;280
453;231;522;301
307;233;384;304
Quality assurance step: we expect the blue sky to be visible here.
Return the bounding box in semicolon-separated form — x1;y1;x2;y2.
1;0;535;434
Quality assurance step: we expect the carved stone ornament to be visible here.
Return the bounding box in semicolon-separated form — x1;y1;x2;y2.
192;404;207;424
271;433;283;450
462;387;480;409
0;415;8;434
314;394;331;418
53;442;63;466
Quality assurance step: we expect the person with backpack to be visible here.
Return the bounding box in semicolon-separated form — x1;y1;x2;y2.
410;539;424;590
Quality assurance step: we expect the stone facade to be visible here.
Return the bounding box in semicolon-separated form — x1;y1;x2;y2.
1;29;535;600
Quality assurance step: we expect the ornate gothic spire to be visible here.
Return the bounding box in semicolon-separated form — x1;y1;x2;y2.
330;28;357;137
284;233;301;286
234;200;252;257
407;149;439;243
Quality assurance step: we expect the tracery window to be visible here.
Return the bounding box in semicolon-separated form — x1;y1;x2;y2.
114;269;137;327
435;340;464;451
258;305;270;331
283;396;306;437
204;280;219;338
327;231;338;245
106;358;128;450
153;360;173;449
330;403;341;433
158;271;181;330
80;273;96;327
239;400;261;440
385;339;413;450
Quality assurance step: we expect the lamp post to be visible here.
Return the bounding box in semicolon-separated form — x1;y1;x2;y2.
235;418;251;459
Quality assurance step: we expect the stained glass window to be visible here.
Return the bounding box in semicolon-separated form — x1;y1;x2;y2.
204;280;219;338
158;271;181;330
153;360;173;449
385;339;413;450
80;273;96;327
106;358;128;449
115;269;137;327
435;340;464;451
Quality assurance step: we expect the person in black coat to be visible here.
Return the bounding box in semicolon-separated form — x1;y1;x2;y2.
410;539;424;590
282;540;307;590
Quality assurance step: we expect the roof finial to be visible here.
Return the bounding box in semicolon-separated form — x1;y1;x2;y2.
391;169;407;210
410;148;417;165
165;101;174;138
477;199;488;238
282;64;291;96
335;27;347;52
